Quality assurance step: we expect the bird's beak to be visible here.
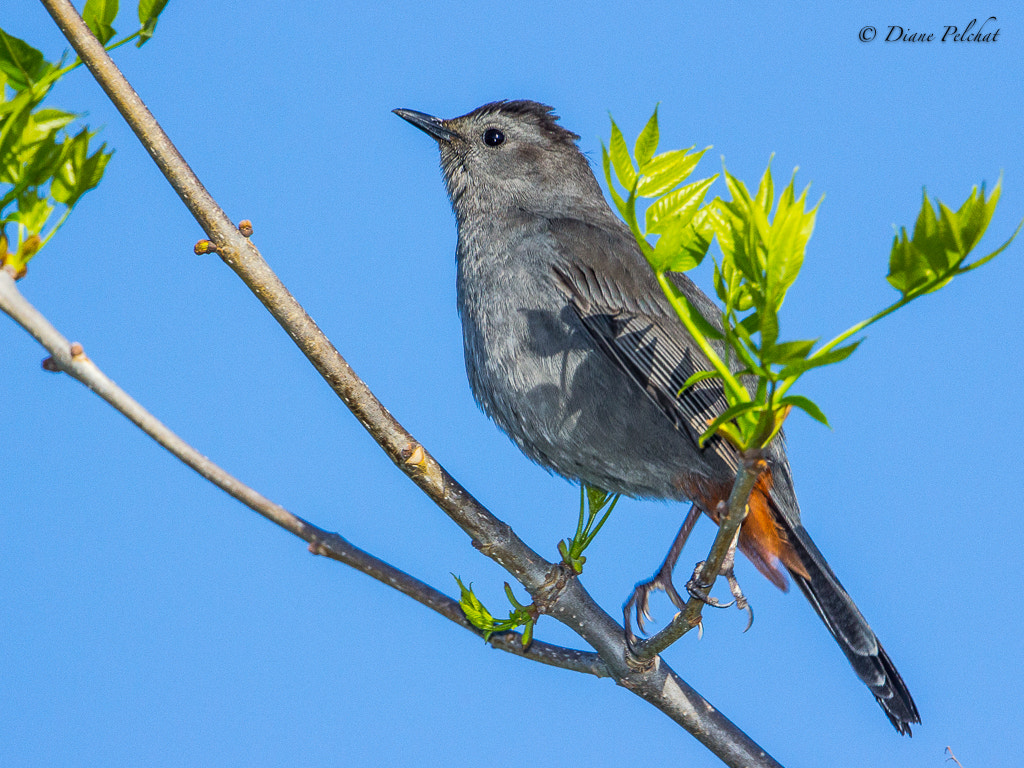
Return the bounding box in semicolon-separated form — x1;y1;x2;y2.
393;108;458;143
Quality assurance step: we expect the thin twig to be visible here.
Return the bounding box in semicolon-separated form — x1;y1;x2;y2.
34;2;785;764
0;267;603;676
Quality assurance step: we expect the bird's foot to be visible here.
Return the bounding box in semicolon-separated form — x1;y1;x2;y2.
623;559;686;649
685;546;754;631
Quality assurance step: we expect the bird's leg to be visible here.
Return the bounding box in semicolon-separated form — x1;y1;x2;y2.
624;503;701;644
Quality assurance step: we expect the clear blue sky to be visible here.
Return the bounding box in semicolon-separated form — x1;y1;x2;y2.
3;2;1022;766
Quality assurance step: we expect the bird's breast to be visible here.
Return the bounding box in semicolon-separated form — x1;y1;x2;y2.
452;223;707;498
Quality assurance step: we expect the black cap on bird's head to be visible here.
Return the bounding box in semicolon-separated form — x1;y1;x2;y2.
394;101;602;218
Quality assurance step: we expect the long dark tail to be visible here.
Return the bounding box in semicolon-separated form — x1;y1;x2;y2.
783;521;920;735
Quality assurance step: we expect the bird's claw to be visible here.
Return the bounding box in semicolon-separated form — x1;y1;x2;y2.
623;561;686;647
723;565;754;631
684;553;754;629
685;560;735;608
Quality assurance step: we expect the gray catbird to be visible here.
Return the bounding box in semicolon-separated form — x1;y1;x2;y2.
395;100;920;735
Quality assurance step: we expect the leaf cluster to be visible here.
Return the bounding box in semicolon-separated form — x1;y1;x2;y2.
604;107;1019;452
0;0;167;278
455;577;537;646
455;486;617;644
887;184;1016;299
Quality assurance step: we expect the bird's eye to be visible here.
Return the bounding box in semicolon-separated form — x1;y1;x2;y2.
482;128;505;147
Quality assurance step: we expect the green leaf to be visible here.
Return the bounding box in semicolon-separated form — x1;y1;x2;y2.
650;219;711;272
779;339;861;379
1;123;60;197
699;401;760;446
601;143;628;218
137;0;170;46
84;0;120;45
936;200;964;266
910;191;952;275
0;29;51;91
761;338;817;365
957;182;998;254
753;158;774;215
886;227;933;297
645;176;717;234
636;147;705;198
712;258;727;304
634;106;659;170
778;395;830;427
679;369;721;394
454;577;495;637
10;190;53;233
29;108;77;135
50;130;112;207
0;91;37;173
608;117;636;190
717;170;765;286
703;197;733;250
766;176;817;309
585;485;613;512
959;214;1022;274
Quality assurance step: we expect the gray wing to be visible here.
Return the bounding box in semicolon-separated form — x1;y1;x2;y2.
547;217;739;474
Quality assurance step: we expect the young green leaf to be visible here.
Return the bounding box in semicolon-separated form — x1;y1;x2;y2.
650;220;711;273
10;191;53;233
778;339;861;379
679;369;722;395
762;338;816;365
585;485;612;512
956;182;999;254
645;176;717;234
0;92;37;174
0;29;51;92
753;158;774;215
608;118;636;190
959;215;1022;274
138;0;170;46
601;144;628;219
765;177;817;309
28;108;77;136
699;401;760;447
636;147;705;198
83;0;120;46
886;228;933;297
778;395;829;427
634;106;659;170
454;577;496;637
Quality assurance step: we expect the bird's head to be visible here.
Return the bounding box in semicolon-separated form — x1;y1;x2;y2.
394;100;606;219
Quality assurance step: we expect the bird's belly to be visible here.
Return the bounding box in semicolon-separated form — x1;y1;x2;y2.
461;301;717;499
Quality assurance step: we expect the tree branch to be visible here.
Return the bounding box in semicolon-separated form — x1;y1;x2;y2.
0;266;602;677
35;1;785;764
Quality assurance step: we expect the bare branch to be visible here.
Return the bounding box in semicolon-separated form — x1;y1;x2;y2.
0;267;603;677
